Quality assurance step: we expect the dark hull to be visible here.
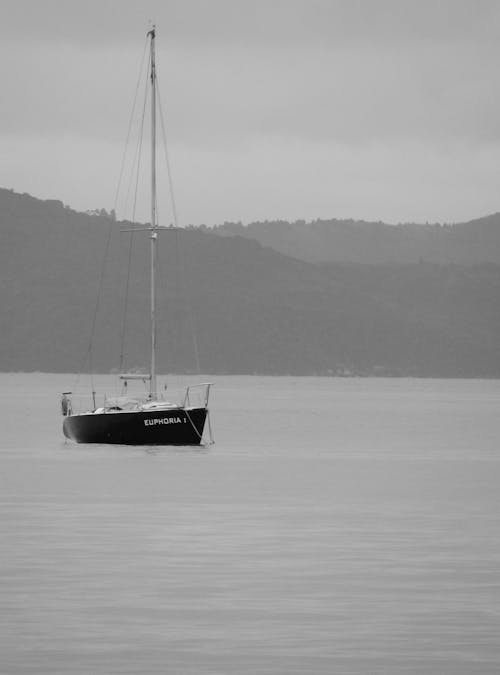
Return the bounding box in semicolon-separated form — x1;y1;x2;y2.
63;407;208;446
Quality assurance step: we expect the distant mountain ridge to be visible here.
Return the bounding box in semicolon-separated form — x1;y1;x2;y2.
1;187;500;376
215;214;500;264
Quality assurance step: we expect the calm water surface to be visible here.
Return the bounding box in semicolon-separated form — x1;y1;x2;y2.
1;374;500;674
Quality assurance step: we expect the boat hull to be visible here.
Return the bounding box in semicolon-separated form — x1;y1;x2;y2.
63;407;208;446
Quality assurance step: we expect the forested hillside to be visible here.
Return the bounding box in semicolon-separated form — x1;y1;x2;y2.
216;215;500;264
1;188;499;376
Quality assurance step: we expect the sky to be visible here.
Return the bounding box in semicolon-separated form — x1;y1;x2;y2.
1;0;500;225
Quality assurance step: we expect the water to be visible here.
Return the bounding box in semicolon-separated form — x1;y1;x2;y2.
1;374;500;674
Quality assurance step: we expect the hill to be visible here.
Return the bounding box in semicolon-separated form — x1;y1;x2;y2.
1;187;500;376
215;215;500;265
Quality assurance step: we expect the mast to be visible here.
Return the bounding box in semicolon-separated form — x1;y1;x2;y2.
149;26;157;398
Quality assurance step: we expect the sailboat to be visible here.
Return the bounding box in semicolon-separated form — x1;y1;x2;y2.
62;27;212;446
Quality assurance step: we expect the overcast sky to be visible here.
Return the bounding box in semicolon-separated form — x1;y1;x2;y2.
1;0;500;225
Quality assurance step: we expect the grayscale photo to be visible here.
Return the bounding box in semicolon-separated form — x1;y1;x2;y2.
1;1;499;673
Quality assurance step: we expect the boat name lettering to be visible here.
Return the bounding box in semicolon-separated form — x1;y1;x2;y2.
144;417;184;426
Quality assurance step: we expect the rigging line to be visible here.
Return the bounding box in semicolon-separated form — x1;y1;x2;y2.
73;204;118;397
113;36;149;214
156;74;201;373
123;64;150;221
155;240;170;372
184;408;205;443
119;70;149;372
74;37;148;395
156;78;179;228
118;238;134;374
132;87;148;224
175;228;202;375
156;78;201;373
78;212;114;395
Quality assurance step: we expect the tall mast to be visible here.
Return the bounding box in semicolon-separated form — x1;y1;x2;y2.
149;25;157;398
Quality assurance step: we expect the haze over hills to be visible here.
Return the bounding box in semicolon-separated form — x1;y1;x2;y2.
215;215;500;265
1;187;500;377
